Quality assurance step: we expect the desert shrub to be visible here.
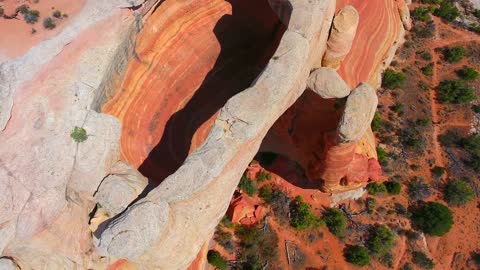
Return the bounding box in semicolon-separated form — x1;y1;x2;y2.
430;166;445;178
371;112;384;132
402;263;414;270
16;4;29;14
264;188;291;222
382;69;406;89
235;224;279;269
442;46;466;63
367;182;388;195
474;9;480;18
379;253;394;268
344;245;370;266
412;21;435;39
460;134;480;171
214;228;234;252
71;127;88;143
376;146;388;167
239;176;257;196
257;152;278;167
421;63;434;76
472;105;480;113
416;118;430;127
438;130;460;147
366;197;376;214
412;6;430;21
408;178;432;201
53;10;62;18
434;0;460;22
384;181;401;195
207;250;227;270
400;127;426;150
412;251;435;269
390;103;405;115
259;185;273;203
444;179;475;206
290;196;323;230
323;208;347;238
437;80;475;104
367;225;395;257
456;66;479;81
24;9;39;24
411;202;453;236
256;170;271;182
417;51;433;61
43;17;56;29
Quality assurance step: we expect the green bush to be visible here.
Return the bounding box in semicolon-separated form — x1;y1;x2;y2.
16;4;29;14
371;112;384;132
290;196;323;230
238;176;257;196
24;10;40;24
367;225;395;257
456;66;479;81
408;178;432;201
438;130;460;147
474;9;480;19
366;197;376;214
384;181;401;195
412;22;435;39
472;105;480;113
460;134;480;171
390;103;405;115
259;185;273;203
412;6;430;21
412;202;453;236
256;170;271;182
71;127;88;143
214;228;234;252
43;17;56;29
235;224;279;269
367;182;388;195
207;250;227;270
434;0;460;22
437;80;475;104
431;166;445;178
444;179;475;206
382;69;406;89
412;251;435;269
400;127;426;150
344;245;370;266
421;63;434;76
323;208;347;238
53;10;62;18
417;51;433;61
442;46;466;63
376;146;388;167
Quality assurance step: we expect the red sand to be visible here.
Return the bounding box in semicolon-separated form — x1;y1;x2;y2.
0;0;86;59
102;0;285;185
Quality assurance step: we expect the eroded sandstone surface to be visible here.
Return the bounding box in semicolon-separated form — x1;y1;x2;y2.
0;0;409;269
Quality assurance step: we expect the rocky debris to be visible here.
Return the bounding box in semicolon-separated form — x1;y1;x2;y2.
338;83;378;143
228;195;264;225
94;161;148;217
307;67;350;99
322;5;359;69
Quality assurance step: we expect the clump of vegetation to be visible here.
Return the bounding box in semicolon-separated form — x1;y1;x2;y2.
344;245;370;266
371;112;384;132
412;21;435;39
408;178;432;201
71;127;88;143
367;225;395;257
259;185;273;203
290;196;323;230
379;253;394;268
0;7;4;17
376;146;389;167
16;4;29;14
234;224;279;269
390;103;405;115
256;170;271;183
417;51;433;61
53;10;62;18
214;228;234;252
382;69;406;89
400;127;426;150
438;130;460;147
384;181;401;195
366;197;376;214
412;6;431;21
437;79;475;104
24;9;40;24
442;46;466;63
412;251;435;269
207;250;227;270
261;188;291;222
238;176;257;196
472;105;480;113
43;17;56;29
411;202;453;236
421;63;434;76
456;66;479;81
460;133;480;171
367;182;388;195
433;0;460;22
431;166;445;178
323;208;347;238
444;179;475;206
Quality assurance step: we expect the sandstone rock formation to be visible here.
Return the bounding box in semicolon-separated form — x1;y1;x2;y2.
0;0;408;269
322;5;359;69
307;67;350;99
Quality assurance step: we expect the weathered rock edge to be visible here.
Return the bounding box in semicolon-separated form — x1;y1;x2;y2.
96;0;337;268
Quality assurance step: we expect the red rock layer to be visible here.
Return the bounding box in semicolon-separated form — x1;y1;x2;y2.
102;0;286;184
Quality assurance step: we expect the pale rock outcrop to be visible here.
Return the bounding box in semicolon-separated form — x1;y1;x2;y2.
338;83;378;142
307;67;351;98
322;5;359;68
397;0;412;30
0;258;19;270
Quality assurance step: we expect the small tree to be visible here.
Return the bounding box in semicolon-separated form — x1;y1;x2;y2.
367;225;395;257
376;146;389;167
460;134;480;171
24;10;40;24
421;63;434;76
71;127;88;143
408;178;432;201
43;17;56;29
382;69;406;89
53;10;62;18
207;250;227;270
344;245;370;266
434;0;460;22
371;112;383;132
238;176;257;196
412;6;430;21
442;46;466;63
367;182;388;195
290;196;323;230
456;66;479;81
411;202;453;236
384;181;401;195
444;179;475;206
256;170;271;182
431;166;445;178
437;80;475;104
412;251;435;269
324;208;347;238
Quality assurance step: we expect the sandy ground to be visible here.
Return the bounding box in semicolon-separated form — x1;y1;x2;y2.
0;0;85;60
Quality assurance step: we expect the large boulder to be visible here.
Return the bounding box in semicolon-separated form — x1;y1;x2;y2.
307;67;351;99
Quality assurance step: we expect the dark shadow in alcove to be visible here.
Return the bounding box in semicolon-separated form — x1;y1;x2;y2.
138;0;290;188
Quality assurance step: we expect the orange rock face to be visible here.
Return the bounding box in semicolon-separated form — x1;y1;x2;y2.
102;0;286;185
